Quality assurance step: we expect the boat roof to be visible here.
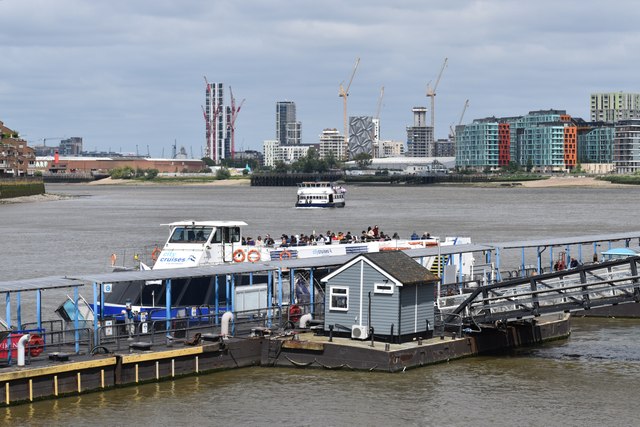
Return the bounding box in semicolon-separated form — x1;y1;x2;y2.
161;220;248;227
601;247;639;256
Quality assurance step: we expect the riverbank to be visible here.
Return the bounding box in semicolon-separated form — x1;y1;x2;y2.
88;177;251;186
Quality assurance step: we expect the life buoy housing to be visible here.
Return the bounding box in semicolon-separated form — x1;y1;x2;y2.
233;249;245;263
110;253;117;267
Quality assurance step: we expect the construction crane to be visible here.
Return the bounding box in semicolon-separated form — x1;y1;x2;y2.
375;86;385;120
449;99;469;138
338;57;360;156
227;86;245;160
426;57;448;134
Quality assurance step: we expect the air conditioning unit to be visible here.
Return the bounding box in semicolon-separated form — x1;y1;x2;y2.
351;324;369;340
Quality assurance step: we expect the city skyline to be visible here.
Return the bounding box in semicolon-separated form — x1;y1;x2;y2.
1;1;639;156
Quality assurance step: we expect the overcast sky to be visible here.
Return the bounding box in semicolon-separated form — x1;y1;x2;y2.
1;0;638;157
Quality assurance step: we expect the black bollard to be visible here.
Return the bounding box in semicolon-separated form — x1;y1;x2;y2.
329;324;334;342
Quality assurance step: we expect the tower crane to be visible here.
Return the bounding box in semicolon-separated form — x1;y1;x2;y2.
449;99;469;138
338;57;360;157
426;57;448;134
375;86;385;120
227;86;245;160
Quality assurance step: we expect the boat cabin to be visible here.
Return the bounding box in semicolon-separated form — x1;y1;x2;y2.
153;221;247;269
321;251;439;343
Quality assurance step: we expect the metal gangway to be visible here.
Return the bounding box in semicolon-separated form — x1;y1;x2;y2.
439;256;640;326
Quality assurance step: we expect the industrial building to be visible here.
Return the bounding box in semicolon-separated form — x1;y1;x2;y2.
347;116;375;159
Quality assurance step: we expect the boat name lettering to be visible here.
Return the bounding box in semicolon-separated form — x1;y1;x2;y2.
312;248;334;256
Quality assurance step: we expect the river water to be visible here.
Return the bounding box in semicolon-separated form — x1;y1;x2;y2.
2;183;640;426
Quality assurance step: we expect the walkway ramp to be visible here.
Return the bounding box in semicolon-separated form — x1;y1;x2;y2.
440;256;640;325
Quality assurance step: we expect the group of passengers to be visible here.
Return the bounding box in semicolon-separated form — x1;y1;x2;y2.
239;228;434;248
239;225;431;248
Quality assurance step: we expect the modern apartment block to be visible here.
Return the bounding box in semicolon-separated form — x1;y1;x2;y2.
276;101;301;145
348;116;375;159
261;139;312;167
406;107;434;157
577;122;615;164
455;119;500;170
319;128;345;160
59;137;83;156
509;110;576;172
457;110;578;172
204;82;229;163
373;140;405;158
613;119;640;173
590;92;640;123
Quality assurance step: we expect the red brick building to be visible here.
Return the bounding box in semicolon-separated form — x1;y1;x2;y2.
0;121;36;177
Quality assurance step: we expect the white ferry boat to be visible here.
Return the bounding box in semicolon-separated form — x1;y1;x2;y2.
77;220;473;319
150;220;471;270
295;182;346;208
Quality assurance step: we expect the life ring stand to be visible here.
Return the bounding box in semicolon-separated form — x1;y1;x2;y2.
233;249;245;263
110;253;117;267
279;250;292;260
247;249;261;263
151;246;161;262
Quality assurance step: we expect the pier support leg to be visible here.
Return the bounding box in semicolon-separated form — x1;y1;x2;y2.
165;279;172;338
74;286;80;354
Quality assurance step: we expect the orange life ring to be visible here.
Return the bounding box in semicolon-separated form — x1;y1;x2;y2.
233;249;245;263
279;250;292;260
110;253;117;266
151;246;161;262
247;249;261;263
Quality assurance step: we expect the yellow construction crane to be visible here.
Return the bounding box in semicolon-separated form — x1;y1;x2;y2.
338;57;360;157
426;57;448;134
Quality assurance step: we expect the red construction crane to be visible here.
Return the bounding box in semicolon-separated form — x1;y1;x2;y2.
227;86;245;160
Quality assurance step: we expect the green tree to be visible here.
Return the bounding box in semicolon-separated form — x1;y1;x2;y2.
353;152;372;169
215;167;231;180
274;161;289;173
201;157;215;166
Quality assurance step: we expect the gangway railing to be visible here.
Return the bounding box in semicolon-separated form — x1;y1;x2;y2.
439;256;640;325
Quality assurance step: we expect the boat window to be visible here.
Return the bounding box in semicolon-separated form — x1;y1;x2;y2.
223;227;241;243
169;227;186;243
212;227;222;243
169;226;214;243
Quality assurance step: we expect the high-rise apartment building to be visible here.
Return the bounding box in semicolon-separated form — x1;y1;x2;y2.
590;92;640;123
455;119;500;170
613;119;640;173
59;137;83;156
406;107;433;157
205;82;228;163
319;128;344;160
276;101;301;145
577;123;615;164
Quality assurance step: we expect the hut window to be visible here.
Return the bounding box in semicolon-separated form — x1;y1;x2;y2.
374;282;394;294
329;286;349;311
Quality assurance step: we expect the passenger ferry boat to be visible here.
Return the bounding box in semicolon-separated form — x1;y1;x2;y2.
295;182;346;208
57;220;473;321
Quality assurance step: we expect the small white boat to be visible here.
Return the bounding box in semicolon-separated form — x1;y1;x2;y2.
295;182;346;208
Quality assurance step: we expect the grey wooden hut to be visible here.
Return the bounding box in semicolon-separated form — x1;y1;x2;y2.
320;251;439;343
